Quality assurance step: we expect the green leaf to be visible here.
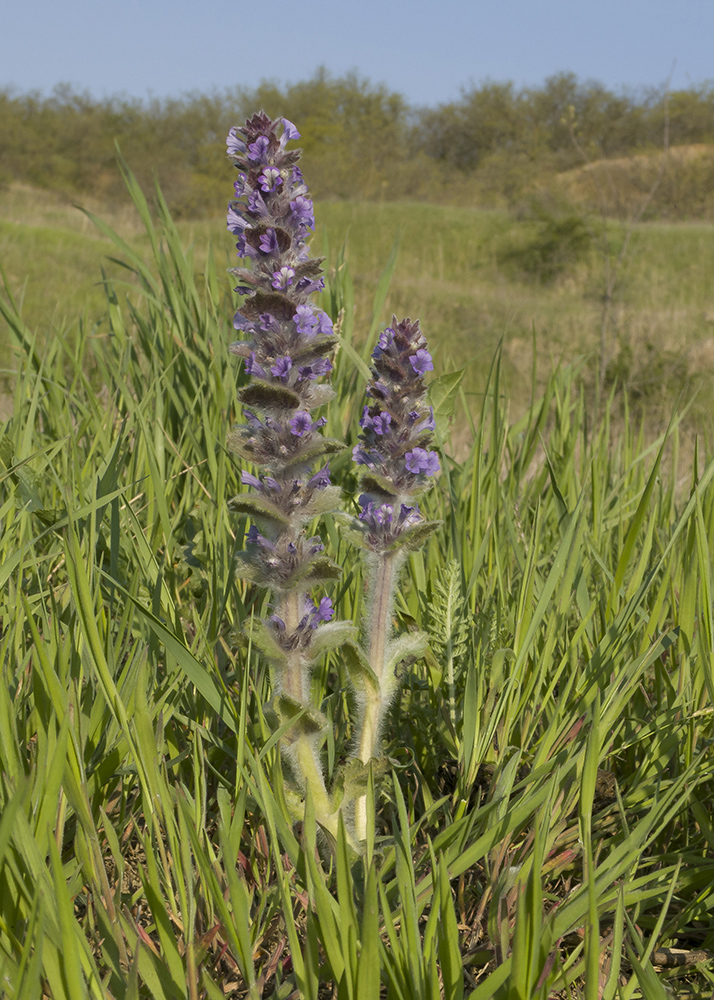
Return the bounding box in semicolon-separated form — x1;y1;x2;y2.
343;641;381;697
428;366;466;432
275;693;326;739
238;381;302;410
387;519;441;552
227;492;289;527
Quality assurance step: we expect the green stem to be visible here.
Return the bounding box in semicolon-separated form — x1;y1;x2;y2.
355;551;397;842
294;735;338;839
358;552;395;763
279;587;305;703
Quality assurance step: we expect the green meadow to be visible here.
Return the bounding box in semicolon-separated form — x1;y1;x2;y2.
3;181;714;434
3;159;714;997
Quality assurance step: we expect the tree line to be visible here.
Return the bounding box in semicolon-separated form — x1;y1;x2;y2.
1;69;713;217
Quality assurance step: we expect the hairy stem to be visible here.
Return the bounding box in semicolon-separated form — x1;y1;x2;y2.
359;552;396;763
279;587;306;703
355;551;397;842
293;735;338;839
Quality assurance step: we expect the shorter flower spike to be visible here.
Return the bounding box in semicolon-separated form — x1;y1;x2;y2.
353;316;441;509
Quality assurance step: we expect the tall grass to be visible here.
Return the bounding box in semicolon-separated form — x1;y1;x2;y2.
1;169;714;997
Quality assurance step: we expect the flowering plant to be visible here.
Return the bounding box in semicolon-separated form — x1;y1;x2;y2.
226;113;439;847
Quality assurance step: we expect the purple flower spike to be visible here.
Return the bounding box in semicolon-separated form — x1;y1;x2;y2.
289;411;313;437
410;349;434;375
227;116;340;665
272;267;295;291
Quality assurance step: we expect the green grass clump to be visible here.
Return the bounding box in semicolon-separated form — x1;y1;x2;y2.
2;172;714;997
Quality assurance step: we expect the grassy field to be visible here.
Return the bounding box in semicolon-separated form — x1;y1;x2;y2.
3;167;714;997
3;181;714;433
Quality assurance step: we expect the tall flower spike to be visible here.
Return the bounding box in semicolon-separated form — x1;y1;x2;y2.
348;317;441;841
226;114;355;841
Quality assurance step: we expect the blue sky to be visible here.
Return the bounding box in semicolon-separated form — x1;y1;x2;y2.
2;0;712;106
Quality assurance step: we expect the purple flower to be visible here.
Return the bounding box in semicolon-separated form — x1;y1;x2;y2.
246;525;275;550
296;276;325;294
405;448;440;476
282;118;301;142
247;189;269;217
270;614;286;633
398;504;422;528
359;406;373;430
372;412;392;436
244;352;267;378
243;409;264;429
410;349;434;376
234;235;255;259
259;168;283;193
259;228;279;255
272;267;295;291
270;356;292;379
373;328;395;357
307;465;331;488
233;175;247;197
308;596;334;627
226;128;247;157
247;135;270;163
414;407;436;433
294;305;318;335
298;359;332;381
289;411;313;436
290;195;315;230
227;205;246;234
241;471;262;489
316;312;333;336
259;313;279;332
352;446;381;469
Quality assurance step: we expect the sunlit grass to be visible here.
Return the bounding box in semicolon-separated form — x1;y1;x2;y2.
3;183;714;424
2;171;714;996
